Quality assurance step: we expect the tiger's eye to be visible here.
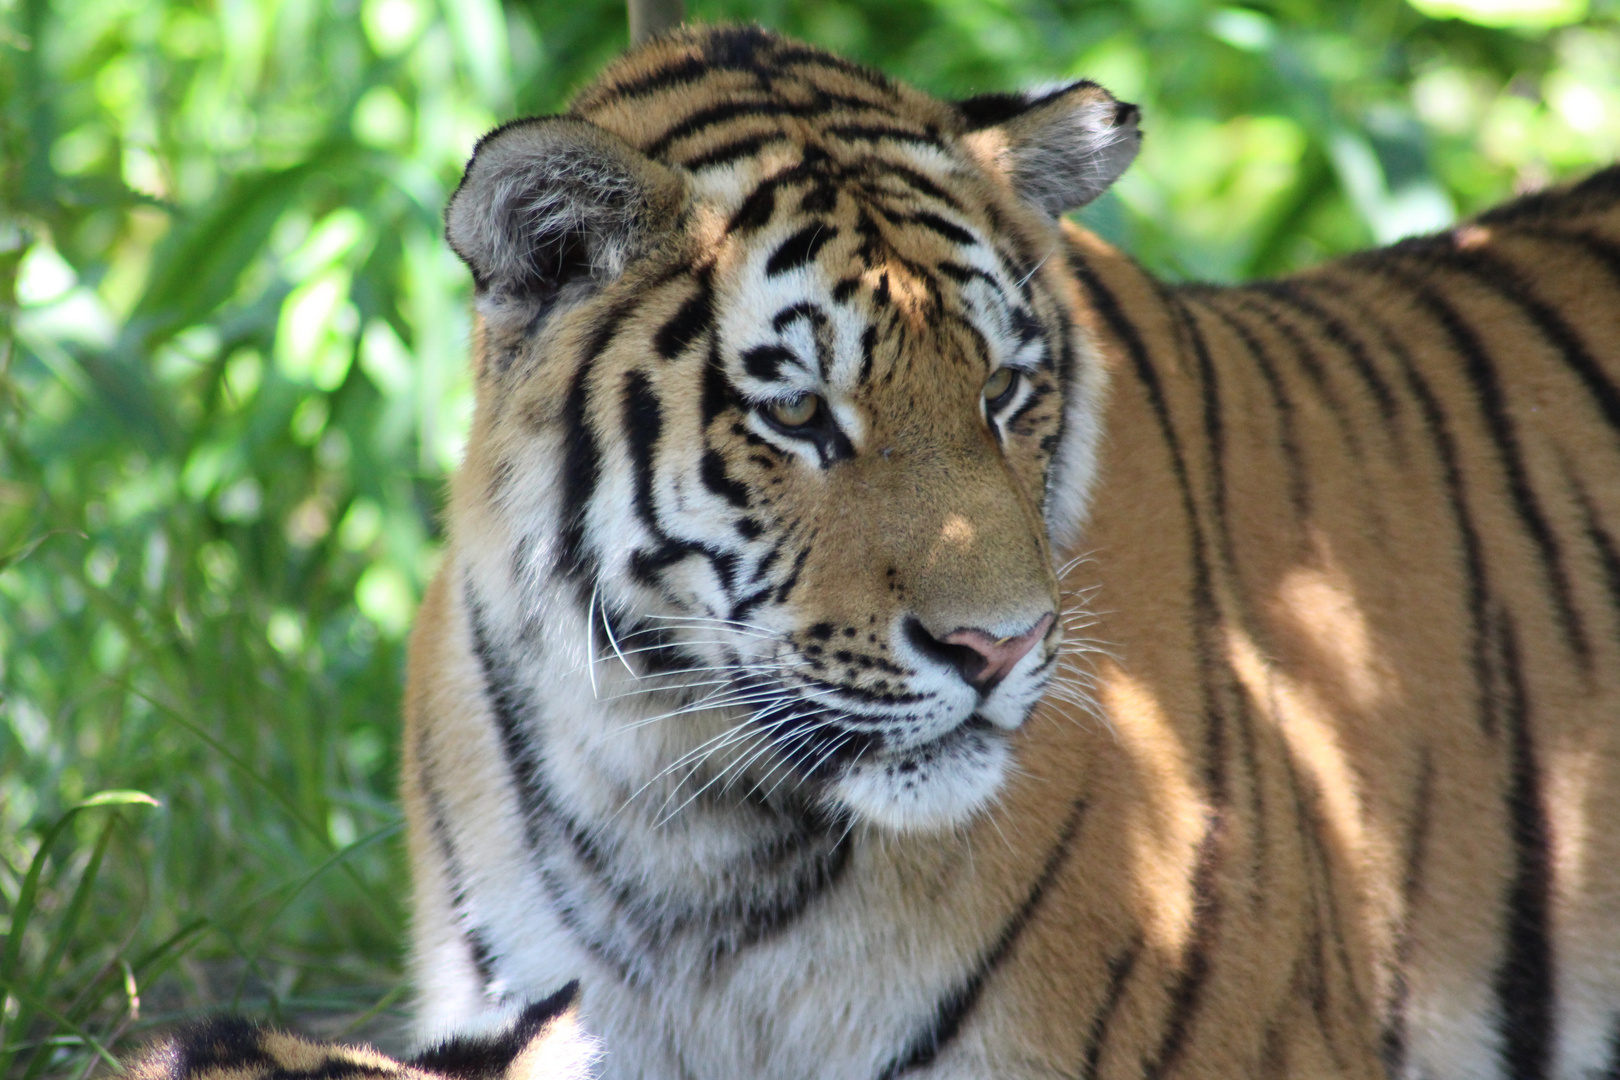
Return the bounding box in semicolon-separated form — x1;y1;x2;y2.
769;394;820;427
983;367;1017;404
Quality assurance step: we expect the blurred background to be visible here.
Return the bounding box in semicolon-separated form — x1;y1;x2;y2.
2;0;1618;1073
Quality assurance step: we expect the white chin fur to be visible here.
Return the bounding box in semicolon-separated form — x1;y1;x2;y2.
828;727;1010;832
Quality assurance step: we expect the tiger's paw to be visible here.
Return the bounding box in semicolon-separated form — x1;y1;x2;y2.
126;982;598;1080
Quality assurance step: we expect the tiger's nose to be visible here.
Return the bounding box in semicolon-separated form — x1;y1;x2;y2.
905;613;1054;691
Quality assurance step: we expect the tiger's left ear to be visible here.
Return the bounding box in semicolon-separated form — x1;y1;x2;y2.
958;82;1141;216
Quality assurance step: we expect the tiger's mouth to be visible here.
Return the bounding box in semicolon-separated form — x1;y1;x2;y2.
824;714;1012;831
743;691;1011;830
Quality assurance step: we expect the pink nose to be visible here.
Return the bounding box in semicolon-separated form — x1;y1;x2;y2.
941;613;1054;689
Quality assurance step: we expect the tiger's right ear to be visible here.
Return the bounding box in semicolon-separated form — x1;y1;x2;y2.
445;117;685;324
957;82;1141;217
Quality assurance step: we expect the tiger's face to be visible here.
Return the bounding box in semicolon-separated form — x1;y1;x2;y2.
446;28;1138;831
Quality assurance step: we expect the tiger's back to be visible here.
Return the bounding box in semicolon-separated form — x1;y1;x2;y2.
376;25;1620;1080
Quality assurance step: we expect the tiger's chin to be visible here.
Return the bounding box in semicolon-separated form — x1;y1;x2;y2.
828;719;1011;832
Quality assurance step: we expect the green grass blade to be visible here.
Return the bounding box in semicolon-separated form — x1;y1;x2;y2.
30;813;120;1002
118;682;397;928
0;977;124;1078
0;793;158;987
231;820;401;1007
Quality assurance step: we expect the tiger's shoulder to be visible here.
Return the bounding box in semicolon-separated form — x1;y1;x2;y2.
125;984;597;1080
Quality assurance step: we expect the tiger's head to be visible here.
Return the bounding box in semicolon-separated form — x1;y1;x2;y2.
444;27;1137;831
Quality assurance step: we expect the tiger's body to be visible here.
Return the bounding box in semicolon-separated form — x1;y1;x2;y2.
391;24;1620;1080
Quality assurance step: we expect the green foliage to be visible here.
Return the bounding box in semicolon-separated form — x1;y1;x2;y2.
1;0;1616;1073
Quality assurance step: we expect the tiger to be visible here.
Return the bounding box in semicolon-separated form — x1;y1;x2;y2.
385;21;1620;1080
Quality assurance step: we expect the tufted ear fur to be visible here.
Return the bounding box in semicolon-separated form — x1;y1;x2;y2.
958;82;1141;216
445;116;685;325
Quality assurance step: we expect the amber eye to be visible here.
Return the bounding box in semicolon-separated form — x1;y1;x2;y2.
768;393;821;428
983;367;1018;406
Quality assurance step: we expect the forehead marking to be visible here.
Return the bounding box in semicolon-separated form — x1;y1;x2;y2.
767;223;837;277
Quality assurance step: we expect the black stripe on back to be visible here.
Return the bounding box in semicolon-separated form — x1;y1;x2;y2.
1222;290;1362;459
1067;255;1228;795
1186;290;1310;522
1536;227;1620;292
1253;280;1400;426
1143;817;1225;1080
1372;260;1591;667
1295;276;1497;737
1437;243;1620;448
152;1017;275;1076
1570;475;1620;626
874;799;1088;1079
1379;747;1434;1077
1489;611;1554;1080
1167;292;1232;569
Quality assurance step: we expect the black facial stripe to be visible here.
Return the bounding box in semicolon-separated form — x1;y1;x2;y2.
742;344;799;381
799;183;838;214
618;373;748;596
1011;306;1044;347
859;324;879;383
629;539;742;595
654;280;714;360
771;300;836;378
469;583;853;980
822;122;944;149
858;161;963;211
728;184;778;235
701;448;751;509
775;542;813;603
730;584;776;625
937;260;1001;294
1003;379;1053;431
682;134;789;170
558;372;602;584
702;341;741;425
767;223;838;276
622;370;664;529
772;301;830;332
906;210;977;247
644;100;812;158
